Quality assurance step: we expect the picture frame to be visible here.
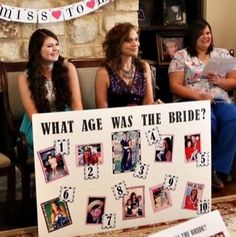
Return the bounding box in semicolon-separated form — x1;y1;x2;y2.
156;33;184;65
138;0;154;26
163;0;186;26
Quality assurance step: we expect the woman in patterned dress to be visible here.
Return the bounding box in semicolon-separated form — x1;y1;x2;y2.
168;19;236;189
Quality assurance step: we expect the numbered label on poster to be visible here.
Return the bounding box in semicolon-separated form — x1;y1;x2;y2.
59;186;75;203
111;181;128;200
196;152;210;167
133;162;149;179
102;213;116;229
164;174;178;190
54;139;70;155
84;165;99;180
198;199;210;214
145;127;160;146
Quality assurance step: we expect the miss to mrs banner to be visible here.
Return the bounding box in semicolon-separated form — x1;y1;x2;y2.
0;0;109;23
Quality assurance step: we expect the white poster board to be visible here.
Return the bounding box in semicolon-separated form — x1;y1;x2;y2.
149;210;230;237
32;101;212;237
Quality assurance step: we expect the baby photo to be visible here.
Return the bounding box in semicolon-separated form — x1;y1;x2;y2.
37;146;69;183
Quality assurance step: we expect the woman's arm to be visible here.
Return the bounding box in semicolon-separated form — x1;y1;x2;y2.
207;70;236;91
95;67;109;108
165;150;172;162
66;62;83;110
18;72;38;121
142;61;155;105
169;71;213;101
51;213;55;225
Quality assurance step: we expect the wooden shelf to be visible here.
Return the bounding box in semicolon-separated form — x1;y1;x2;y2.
138;0;204;103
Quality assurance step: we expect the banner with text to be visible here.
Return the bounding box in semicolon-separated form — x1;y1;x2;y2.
0;0;109;23
32;101;211;236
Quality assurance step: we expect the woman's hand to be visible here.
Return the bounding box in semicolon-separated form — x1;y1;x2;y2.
197;92;215;103
154;99;164;104
207;72;224;86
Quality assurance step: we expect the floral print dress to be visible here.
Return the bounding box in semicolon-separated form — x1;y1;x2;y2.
168;48;234;103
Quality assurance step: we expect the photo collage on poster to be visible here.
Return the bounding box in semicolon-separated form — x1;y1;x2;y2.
36;128;206;234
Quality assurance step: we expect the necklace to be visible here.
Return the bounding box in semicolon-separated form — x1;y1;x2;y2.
45;79;55;103
120;64;135;80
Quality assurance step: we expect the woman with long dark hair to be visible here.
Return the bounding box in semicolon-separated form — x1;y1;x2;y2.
19;29;83;156
162;137;172;162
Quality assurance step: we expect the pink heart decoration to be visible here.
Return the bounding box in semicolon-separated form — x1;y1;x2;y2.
52;10;61;19
86;0;95;9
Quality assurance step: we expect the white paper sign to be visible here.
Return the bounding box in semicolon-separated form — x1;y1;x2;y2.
32;101;211;237
202;57;236;75
148;210;230;237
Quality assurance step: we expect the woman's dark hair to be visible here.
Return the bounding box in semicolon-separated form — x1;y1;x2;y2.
190;188;198;201
102;22;145;71
185;138;193;148
163;137;172;153
26;28;71;113
184;19;214;56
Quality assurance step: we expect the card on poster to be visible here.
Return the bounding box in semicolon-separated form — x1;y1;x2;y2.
148;210;230;237
32;101;212;237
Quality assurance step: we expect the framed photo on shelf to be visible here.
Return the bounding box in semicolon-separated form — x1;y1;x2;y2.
138;0;154;26
138;3;145;21
156;33;184;65
163;0;186;26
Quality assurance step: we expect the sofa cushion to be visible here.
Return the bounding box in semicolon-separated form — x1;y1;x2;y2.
77;67;98;110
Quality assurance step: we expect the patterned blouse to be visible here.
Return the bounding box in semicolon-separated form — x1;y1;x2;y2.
105;64;146;107
168;48;234;103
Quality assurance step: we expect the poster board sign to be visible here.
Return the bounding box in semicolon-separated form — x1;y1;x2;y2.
32;101;211;237
149;210;230;237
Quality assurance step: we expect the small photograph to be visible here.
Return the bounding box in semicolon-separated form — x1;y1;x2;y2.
210;232;225;237
112;130;140;174
41;197;72;232
182;182;204;211
138;0;154;26
123;186;145;219
76;143;103;166
157;35;184;65
184;134;201;162
138;3;145;21
86;197;105;224
150;183;172;212
163;0;186;26
37;146;69;183
155;135;173;162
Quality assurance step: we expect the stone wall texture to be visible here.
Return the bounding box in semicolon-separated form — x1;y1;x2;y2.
0;0;139;61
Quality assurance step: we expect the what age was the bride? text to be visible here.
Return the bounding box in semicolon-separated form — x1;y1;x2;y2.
39;108;207;135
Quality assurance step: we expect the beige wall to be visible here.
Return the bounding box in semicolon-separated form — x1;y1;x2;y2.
205;0;236;51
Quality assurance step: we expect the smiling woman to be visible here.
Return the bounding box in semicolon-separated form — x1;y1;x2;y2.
18;28;83;157
168;19;236;189
95;22;162;109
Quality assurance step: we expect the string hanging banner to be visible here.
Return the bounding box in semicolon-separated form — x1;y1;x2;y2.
0;0;110;23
